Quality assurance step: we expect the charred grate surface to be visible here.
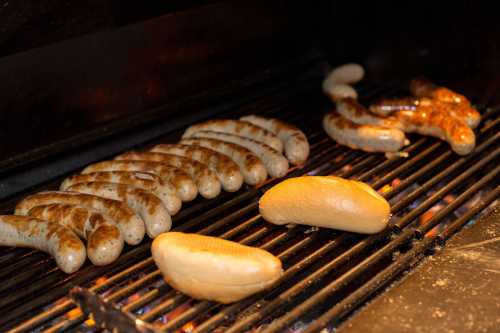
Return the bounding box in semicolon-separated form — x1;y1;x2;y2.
1;81;498;333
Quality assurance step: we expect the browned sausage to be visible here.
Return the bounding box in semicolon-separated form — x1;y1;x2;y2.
15;191;145;245
115;152;221;199
240;115;310;165
0;215;86;273
180;138;267;185
410;77;471;106
28;204;123;266
82;160;197;202
66;182;171;238
188;131;289;178
60;171;181;215
323;112;408;153
149;144;243;192
182;119;283;153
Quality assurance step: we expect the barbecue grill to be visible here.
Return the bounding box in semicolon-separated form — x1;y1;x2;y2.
1;1;499;332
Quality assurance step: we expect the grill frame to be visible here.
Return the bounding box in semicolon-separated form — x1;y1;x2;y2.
0;77;498;333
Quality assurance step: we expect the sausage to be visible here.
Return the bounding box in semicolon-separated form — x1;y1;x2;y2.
322;63;364;101
259;176;390;234
66;182;171;238
337;98;403;128
323;112;408;153
370;97;480;129
115;152;221;199
323;83;358;102
0;215;86;273
392;107;476;155
82;160;197;202
60;171;181;215
15;191;145;245
180;138;267;186
188;131;289;178
182;119;283;153
240;115;310;165
149;144;243;192
410;77;471;106
28;204;123;266
152;232;283;303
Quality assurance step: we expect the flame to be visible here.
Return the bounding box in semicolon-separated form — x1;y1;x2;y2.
94;276;108;286
66;307;82;319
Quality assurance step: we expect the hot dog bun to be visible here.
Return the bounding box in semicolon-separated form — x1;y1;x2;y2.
151;232;283;303
259;176;390;234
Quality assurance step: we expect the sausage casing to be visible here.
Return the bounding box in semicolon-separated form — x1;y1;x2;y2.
60;171;181;215
115;152;221;199
15;191;145;245
240;115;310;165
149;144;243;192
28;204;123;266
0;215;86;273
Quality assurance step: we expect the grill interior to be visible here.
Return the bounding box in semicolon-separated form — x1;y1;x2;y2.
1;71;498;333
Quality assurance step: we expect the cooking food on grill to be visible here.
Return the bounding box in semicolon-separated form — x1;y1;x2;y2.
66;182;171;238
0;215;86;273
151;232;283;303
180;138;268;185
240;115;310;165
391;106;476;155
370;97;481;129
15;191;145;245
149;144;244;192
28;204;123;266
115;151;221;199
82;160;198;202
182;119;283;153
322;63;364;101
410;77;471;106
188;131;289;178
259;176;390;234
323;112;408;153
60;171;181;215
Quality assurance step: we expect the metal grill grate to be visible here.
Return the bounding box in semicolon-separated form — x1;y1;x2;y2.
1;82;498;333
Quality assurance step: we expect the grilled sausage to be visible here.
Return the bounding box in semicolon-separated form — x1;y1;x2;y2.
188;131;289;178
182;119;283;153
115;152;221;199
67;182;171;238
370;97;480;129
149;144;243;192
0;215;86;273
410;77;471;106
28;204;123;266
82;160;197;202
322;63;364;101
323;112;408;153
337;98;402;128
240;115;310;165
15;191;145;245
392;107;476;155
60;171;181;215
180;138;267;186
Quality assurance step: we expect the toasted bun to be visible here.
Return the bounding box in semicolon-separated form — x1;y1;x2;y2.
151;232;283;303
259;176;390;234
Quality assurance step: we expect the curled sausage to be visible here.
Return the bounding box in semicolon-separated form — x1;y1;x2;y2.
188;131;289;178
82;160;197;202
180;138;267;186
182;119;283;153
115;152;221;199
0;215;86;273
323;112;408;153
67;182;171;238
337;98;403;128
15;191;145;245
410;77;471;106
149;144;243;192
240;115;310;165
322;63;364;101
60;171;181;215
28;204;123;266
